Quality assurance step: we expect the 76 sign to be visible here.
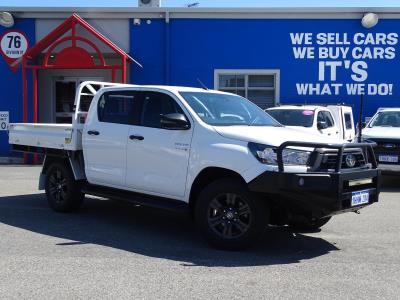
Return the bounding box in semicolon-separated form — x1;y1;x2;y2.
0;30;29;70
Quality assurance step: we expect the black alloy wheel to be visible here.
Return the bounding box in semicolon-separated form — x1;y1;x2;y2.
208;193;252;239
48;167;69;204
45;162;84;212
195;178;268;250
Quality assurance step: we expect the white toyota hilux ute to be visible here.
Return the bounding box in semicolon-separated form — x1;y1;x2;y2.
266;105;356;141
361;107;400;174
9;82;381;250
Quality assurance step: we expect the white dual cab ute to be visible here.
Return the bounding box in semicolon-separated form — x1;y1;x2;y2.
9;81;380;250
361;107;400;174
266;104;356;142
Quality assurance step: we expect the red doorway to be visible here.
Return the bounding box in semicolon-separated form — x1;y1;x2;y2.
19;13;140;163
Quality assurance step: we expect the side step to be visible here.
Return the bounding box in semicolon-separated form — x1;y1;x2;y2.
82;184;190;214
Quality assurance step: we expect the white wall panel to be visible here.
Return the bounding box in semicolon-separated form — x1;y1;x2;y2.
36;18;130;53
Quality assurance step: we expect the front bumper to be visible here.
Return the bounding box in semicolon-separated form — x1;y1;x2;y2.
248;141;381;219
248;169;380;219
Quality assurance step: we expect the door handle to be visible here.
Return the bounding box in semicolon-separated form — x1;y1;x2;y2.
87;130;100;136
129;134;144;141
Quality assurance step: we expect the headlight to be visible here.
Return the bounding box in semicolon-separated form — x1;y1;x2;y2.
248;142;311;166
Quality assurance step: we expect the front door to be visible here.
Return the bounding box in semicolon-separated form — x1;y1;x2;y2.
125;91;193;198
54;77;102;123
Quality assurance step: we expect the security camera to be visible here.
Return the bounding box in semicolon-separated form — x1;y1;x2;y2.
361;13;379;29
139;0;161;7
0;12;14;28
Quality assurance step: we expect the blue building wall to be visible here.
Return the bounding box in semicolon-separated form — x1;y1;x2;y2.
1;17;400;158
0;18;35;157
130;18;400;120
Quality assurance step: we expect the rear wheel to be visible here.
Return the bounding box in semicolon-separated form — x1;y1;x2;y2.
289;216;331;231
45;162;84;212
195;178;268;250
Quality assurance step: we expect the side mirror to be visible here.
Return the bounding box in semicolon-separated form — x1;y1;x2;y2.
161;113;190;130
317;120;328;130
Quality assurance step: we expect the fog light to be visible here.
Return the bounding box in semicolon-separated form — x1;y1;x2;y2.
299;178;305;186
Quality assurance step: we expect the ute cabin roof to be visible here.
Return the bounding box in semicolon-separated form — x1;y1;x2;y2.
377;107;400;112
267;103;354;110
100;84;223;94
267;105;322;111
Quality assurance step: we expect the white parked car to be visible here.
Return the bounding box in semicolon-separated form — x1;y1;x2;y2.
8;82;380;250
266;105;355;141
361;107;400;174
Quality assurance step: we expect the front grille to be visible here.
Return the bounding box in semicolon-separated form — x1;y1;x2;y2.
366;138;400;165
370;139;400;149
368;138;400;155
319;151;366;170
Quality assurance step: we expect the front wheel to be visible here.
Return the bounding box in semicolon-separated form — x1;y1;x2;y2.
195;178;268;250
45;162;84;212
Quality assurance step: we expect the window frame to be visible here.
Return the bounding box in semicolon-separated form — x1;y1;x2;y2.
138;90;191;129
214;69;280;107
97;90;141;125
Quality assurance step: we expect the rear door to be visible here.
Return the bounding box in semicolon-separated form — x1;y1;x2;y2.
125;91;193;198
83;91;140;188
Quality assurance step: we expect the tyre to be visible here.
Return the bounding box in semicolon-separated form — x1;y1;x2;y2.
195;178;268;250
289;216;331;231
45;162;84;212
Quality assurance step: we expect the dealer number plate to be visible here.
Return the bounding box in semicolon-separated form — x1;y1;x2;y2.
351;190;369;207
379;155;399;163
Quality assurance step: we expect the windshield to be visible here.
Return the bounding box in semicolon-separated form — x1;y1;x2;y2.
180;92;281;126
266;109;315;127
369;111;400;128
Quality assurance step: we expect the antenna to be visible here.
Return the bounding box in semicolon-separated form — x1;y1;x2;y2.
197;78;208;90
186;2;200;7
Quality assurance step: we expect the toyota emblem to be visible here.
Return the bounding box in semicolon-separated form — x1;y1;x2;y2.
345;154;356;168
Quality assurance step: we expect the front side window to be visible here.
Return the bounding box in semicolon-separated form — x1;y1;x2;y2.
369;111;400;127
97;92;139;125
267;109;315;127
317;111;334;128
140;92;184;128
180;91;281;127
323;111;335;127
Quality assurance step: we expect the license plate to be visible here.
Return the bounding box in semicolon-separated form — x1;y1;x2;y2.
379;155;399;163
351;190;369;207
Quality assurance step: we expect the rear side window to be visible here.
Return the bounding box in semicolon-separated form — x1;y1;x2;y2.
98;92;140;125
344;113;353;129
140;92;184;128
